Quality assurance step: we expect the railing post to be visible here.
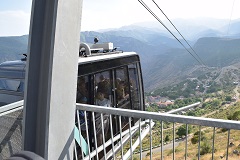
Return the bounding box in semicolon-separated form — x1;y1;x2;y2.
22;0;83;159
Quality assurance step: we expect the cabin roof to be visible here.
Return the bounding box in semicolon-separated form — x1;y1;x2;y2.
78;52;138;65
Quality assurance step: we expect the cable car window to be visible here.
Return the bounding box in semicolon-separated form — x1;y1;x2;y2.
76;76;90;142
94;71;113;148
114;66;132;133
94;71;112;102
0;79;21;91
115;67;131;109
76;76;89;104
128;63;141;111
0;79;6;90
17;81;24;92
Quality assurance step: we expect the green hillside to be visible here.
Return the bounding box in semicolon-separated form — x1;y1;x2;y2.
144;37;240;91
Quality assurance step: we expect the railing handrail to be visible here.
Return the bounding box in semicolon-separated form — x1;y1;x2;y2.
0;100;24;116
2;101;239;130
0;101;200;116
166;102;200;114
76;103;240;130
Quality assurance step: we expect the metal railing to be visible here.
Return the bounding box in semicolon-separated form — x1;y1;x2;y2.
1;101;240;159
0;100;24;159
0;100;23;116
75;103;240;160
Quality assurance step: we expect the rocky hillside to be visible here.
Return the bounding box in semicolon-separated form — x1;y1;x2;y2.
143;37;240;91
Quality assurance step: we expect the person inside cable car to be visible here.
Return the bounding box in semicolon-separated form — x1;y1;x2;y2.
95;91;111;142
76;77;89;132
93;91;111;158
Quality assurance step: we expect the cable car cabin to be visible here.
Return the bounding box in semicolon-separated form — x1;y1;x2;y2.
0;59;25;106
76;43;145;154
77;50;144;112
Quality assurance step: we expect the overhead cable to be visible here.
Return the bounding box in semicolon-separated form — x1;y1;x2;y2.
227;0;235;36
152;0;205;65
138;0;204;65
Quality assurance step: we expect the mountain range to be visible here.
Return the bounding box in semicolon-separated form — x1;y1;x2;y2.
0;18;240;92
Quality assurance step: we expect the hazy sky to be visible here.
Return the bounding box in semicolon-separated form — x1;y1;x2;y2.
0;0;239;36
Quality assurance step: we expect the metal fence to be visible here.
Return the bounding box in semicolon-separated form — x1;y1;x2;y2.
1;101;240;160
0;100;23;159
75;103;240;160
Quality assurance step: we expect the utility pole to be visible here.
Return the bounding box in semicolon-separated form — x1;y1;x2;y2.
23;0;83;159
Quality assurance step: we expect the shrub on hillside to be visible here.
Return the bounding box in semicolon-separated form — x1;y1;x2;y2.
176;125;192;137
227;110;240;121
191;131;205;144
200;141;212;155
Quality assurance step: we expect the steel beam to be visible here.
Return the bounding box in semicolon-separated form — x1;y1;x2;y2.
23;0;82;159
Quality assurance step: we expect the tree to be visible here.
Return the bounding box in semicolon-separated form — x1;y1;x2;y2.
165;135;170;142
212;99;221;107
225;96;232;101
187;110;196;116
146;104;159;112
176;125;192;137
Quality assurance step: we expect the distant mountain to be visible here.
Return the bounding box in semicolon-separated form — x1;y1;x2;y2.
221;20;240;36
80;31;175;68
192;29;222;40
1;18;240;92
81;29;181;49
126;18;240;40
80;30;240;92
0;35;28;63
194;37;240;67
143;37;240;91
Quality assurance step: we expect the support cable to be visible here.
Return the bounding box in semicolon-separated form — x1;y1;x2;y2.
152;0;205;66
138;0;203;65
227;0;235;36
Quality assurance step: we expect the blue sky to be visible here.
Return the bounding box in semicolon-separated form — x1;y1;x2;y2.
0;0;31;12
0;0;31;36
0;0;239;36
